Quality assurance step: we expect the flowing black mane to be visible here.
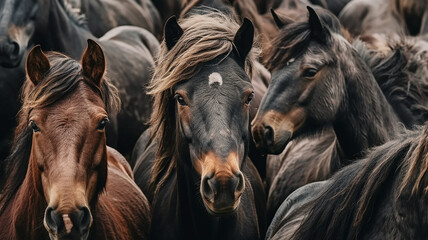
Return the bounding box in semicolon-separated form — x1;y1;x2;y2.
265;7;343;71
0;52;119;213
293;125;428;239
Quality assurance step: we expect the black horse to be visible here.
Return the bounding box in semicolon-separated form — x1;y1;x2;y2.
252;6;403;221
267;124;428;239
133;11;266;239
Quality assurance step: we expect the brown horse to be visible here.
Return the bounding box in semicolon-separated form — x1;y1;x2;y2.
133;12;267;239
0;0;160;156
0;42;150;239
267;124;428;240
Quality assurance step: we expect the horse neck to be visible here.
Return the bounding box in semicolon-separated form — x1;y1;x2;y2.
334;53;400;159
2;162;47;239
34;0;92;59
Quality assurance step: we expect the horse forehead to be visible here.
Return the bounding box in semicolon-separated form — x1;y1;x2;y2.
208;72;223;87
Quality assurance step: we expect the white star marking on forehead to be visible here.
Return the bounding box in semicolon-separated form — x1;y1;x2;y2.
208;72;223;87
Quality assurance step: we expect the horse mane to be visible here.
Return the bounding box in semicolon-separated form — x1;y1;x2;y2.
264;7;343;71
0;52;120;213
148;10;259;196
355;37;428;127
293;125;428;240
59;0;88;28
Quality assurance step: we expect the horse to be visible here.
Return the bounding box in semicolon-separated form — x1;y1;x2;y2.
0;0;160;156
74;0;163;39
178;0;273;178
0;42;150;239
267;124;428;239
339;0;428;37
264;34;428;221
132;12;267;239
251;6;403;221
354;35;428;128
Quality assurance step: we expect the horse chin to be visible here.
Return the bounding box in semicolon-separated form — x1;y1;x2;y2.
0;54;22;68
267;130;292;155
48;230;90;240
202;198;240;217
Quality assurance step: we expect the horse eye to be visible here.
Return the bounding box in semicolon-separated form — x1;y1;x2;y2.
38;164;44;172
29;121;40;132
302;68;318;78
175;94;187;106
245;92;255;104
97;118;109;130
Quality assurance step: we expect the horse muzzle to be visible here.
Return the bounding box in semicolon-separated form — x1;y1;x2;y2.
44;206;92;240
201;171;245;216
0;37;23;68
251;109;305;154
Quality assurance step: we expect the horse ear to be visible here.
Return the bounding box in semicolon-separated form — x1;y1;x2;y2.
164;16;183;50
307;6;325;41
81;39;105;86
234;18;254;61
271;9;294;29
26;45;50;86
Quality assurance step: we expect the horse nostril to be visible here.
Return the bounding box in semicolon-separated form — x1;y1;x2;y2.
44;207;63;234
235;172;245;193
202;176;215;202
77;206;91;234
11;41;20;56
264;125;274;147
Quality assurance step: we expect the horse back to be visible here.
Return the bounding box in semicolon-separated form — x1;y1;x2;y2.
91;147;151;240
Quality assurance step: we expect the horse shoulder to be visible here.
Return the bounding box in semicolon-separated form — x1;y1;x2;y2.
91;147;151;239
107;146;133;178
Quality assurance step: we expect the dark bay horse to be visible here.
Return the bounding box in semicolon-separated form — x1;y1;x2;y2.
0;0;160;156
252;7;402;220
133;12;266;239
0;43;150;239
267;124;428;239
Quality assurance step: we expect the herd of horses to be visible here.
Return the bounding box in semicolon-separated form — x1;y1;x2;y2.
0;0;427;239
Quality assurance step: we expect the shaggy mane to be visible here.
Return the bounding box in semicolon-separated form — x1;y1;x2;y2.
293;125;428;239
